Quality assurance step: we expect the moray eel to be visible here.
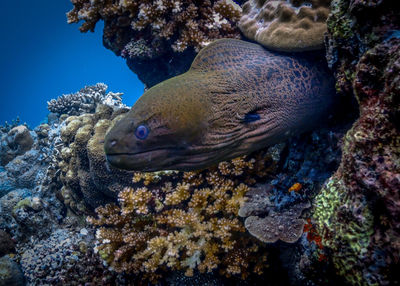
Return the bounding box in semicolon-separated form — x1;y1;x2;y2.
104;39;335;171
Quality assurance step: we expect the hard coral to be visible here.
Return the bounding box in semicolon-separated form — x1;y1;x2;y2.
58;104;133;212
245;210;306;244
0;117;27;133
0;125;34;166
313;28;400;286
239;0;331;52
313;178;374;284
240;185;310;243
325;0;399;95
0;256;24;286
67;0;242;87
89;155;272;282
90;122;345;283
0;230;15;257
47;83;125;117
68;0;241;53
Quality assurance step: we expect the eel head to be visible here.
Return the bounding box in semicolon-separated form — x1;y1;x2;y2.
103;73;282;172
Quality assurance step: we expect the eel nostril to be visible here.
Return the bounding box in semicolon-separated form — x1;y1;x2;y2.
110;140;117;147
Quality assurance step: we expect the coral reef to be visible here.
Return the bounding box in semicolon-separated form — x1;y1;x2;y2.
89;121;345;283
89;155;271;282
0;256;25;286
239;0;331;52
3;150;44;190
241;186;310;243
0;188;63;243
67;0;242;87
313;39;400;285
67;0;241;53
19;228;93;285
0;81;349;284
0;117;28;133
0;125;33;166
0;94;138;284
1;0;398;283
234;124;345;249
325;0;399;95
57;104;133;211
0;121;65;243
311;0;400;284
0;230;15;257
47;83;126;117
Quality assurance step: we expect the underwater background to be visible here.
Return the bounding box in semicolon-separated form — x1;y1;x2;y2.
0;0;399;285
0;0;144;127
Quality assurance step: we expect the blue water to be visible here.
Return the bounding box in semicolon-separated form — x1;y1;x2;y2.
0;0;144;128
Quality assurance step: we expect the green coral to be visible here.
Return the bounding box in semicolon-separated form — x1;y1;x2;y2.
12;198;32;213
313;177;374;285
327;0;354;40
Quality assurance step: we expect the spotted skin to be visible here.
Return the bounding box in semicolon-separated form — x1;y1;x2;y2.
104;39;335;171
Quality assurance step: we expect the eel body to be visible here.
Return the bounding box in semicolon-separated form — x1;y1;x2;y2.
104;39;335;171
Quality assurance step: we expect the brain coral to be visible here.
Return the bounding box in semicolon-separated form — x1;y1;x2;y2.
239;0;331;52
57;104;133;212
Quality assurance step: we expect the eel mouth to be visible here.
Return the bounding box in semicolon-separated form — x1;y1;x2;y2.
105;149;170;171
105;148;223;172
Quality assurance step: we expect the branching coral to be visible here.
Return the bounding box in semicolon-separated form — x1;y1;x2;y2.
0;117;28;133
88;120;346;282
88;154;273;281
47;83;126;117
68;0;242;87
68;0;241;54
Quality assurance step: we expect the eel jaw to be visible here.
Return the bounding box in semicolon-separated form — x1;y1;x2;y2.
105;149;172;172
105;146;227;172
105;151;214;172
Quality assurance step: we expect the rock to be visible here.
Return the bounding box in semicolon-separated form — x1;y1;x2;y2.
0;125;33;166
19;229;88;285
47;113;59;125
0;170;16;198
0;256;25;286
0;230;15;257
5;150;43;189
0;189;31;215
310;0;400;284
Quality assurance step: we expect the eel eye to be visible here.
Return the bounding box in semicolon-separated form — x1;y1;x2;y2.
135;125;149;140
